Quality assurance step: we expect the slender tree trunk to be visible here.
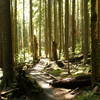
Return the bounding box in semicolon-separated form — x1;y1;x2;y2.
61;0;64;53
39;0;41;56
58;0;62;58
48;0;52;59
81;0;84;53
14;0;18;63
29;0;34;62
83;0;89;63
72;0;76;55
65;0;71;74
54;0;57;44
53;0;58;60
76;0;80;44
44;0;48;57
65;0;69;59
23;0;25;61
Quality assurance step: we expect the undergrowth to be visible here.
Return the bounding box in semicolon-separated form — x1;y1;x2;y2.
76;91;100;100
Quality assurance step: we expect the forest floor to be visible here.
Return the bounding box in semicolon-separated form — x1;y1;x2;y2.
0;59;78;100
29;58;79;100
0;58;100;100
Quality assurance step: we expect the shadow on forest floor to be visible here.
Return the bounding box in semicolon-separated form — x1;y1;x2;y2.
0;58;98;100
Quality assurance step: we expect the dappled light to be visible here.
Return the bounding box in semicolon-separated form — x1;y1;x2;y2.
0;0;100;100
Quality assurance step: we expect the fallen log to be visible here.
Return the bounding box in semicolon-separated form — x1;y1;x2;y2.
51;74;91;89
69;55;83;63
69;54;91;64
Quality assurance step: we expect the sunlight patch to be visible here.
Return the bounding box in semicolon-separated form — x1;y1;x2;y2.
38;81;51;89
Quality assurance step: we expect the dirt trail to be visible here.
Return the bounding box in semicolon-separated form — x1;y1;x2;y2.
29;59;77;100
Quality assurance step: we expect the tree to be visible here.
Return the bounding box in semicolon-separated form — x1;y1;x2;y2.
23;0;26;61
39;0;42;56
61;0;64;53
44;0;49;57
48;0;52;59
0;0;15;87
91;0;100;85
14;0;18;62
54;0;57;45
83;0;89;63
72;0;76;55
12;0;18;63
65;0;70;74
64;0;69;59
58;0;62;58
52;0;58;60
81;0;84;53
29;0;34;62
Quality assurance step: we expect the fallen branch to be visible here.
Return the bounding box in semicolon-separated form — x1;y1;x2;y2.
0;88;18;97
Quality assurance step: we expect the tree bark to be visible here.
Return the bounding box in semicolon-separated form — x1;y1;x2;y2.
0;0;15;87
64;0;69;60
44;0;49;57
72;0;76;55
83;0;89;63
48;0;52;59
39;0;42;56
91;0;100;85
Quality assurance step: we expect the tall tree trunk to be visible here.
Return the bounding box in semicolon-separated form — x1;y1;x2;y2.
54;0;57;45
29;0;34;62
53;0;58;60
61;0;64;53
83;0;89;63
14;0;18;63
76;0;80;45
64;0;69;60
48;0;52;59
91;0;100;85
39;0;41;56
72;0;76;55
81;0;84;53
23;0;25;61
58;0;62;58
44;0;48;57
65;0;70;74
0;0;15;87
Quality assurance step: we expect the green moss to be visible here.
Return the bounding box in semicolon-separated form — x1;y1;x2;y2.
48;69;63;76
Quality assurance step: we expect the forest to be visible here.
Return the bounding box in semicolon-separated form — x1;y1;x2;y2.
0;0;100;100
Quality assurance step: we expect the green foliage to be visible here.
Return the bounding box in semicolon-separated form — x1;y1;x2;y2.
75;43;82;54
17;49;33;63
48;69;63;76
76;91;100;100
